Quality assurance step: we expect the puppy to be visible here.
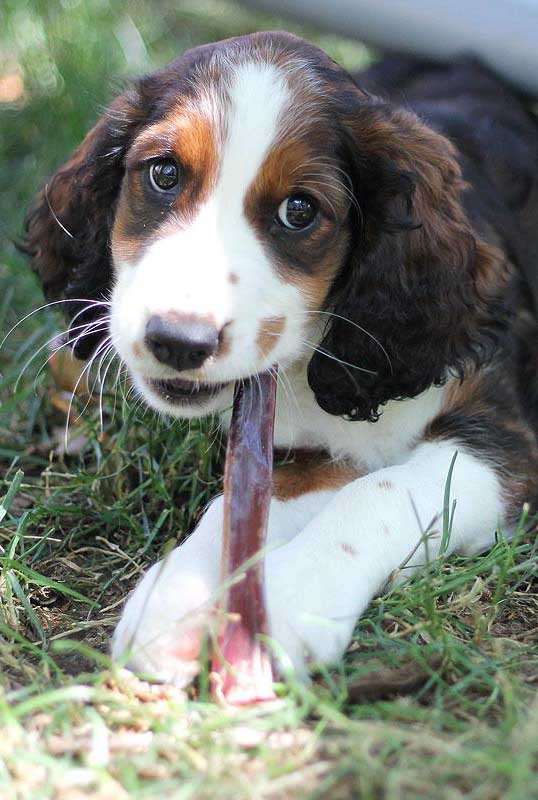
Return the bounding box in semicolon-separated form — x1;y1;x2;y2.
24;32;538;684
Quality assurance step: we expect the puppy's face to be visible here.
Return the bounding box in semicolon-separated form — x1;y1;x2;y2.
110;53;352;418
27;32;500;423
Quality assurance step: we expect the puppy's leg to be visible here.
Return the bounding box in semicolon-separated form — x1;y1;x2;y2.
264;441;507;677
111;489;335;686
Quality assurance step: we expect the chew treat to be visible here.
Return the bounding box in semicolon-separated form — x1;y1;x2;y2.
212;371;278;705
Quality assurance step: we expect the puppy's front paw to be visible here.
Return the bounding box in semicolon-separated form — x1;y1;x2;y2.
111;548;217;688
265;549;358;679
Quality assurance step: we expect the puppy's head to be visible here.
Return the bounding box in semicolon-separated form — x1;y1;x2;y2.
24;32;505;421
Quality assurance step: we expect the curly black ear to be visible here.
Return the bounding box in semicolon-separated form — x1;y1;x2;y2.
307;102;508;421
21;88;146;359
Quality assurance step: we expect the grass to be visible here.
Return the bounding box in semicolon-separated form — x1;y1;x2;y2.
2;1;538;797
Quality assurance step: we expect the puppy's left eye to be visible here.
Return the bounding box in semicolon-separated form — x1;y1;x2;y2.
149;158;180;192
277;194;317;230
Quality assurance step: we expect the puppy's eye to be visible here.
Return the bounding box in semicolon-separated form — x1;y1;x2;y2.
149;159;179;192
276;194;317;230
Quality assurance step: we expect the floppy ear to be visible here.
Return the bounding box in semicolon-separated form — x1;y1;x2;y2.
307;101;508;421
22;88;145;359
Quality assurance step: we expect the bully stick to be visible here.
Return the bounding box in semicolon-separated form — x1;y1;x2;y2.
211;371;278;705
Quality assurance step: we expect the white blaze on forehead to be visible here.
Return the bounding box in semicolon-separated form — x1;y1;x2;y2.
217;60;291;206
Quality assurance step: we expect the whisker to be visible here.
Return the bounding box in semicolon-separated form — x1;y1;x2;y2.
269;364;294;435
270;364;297;463
254;371;262;425
302;339;377;375
254;326;305;419
299;180;338;221
304;310;393;374
45;181;75;239
279;364;302;416
0;298;111;351
73;337;113;424
65;312;111;359
111;361;126;422
96;335;116;387
272;362;300;423
204;415;223;455
291;157;356;188
302;342;363;400
74;343;113;425
64;337;111;449
31;322;109;394
98;347;118;430
68;301;110;331
15;319;109;393
87;337;115;399
288;156;363;225
301;172;360;212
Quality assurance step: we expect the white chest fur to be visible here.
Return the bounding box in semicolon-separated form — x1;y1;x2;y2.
272;362;447;471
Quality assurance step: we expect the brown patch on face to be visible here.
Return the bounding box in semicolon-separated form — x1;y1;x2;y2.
132;343;142;359
378;479;394;491
110;229;146;267
273;449;363;501
217;321;232;358
289;227;350;311
229;272;239;285
340;542;357;557
112;106;222;268
130;109;221;209
256;316;286;359
244;124;352;312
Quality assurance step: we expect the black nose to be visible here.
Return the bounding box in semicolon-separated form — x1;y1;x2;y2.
144;314;219;372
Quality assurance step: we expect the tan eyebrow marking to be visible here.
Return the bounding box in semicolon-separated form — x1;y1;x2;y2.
112;103;224;266
243;131;351;310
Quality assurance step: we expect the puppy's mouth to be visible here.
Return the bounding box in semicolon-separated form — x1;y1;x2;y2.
145;376;230;404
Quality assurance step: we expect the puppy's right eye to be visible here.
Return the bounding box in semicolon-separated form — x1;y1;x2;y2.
149;159;180;192
276;193;318;230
